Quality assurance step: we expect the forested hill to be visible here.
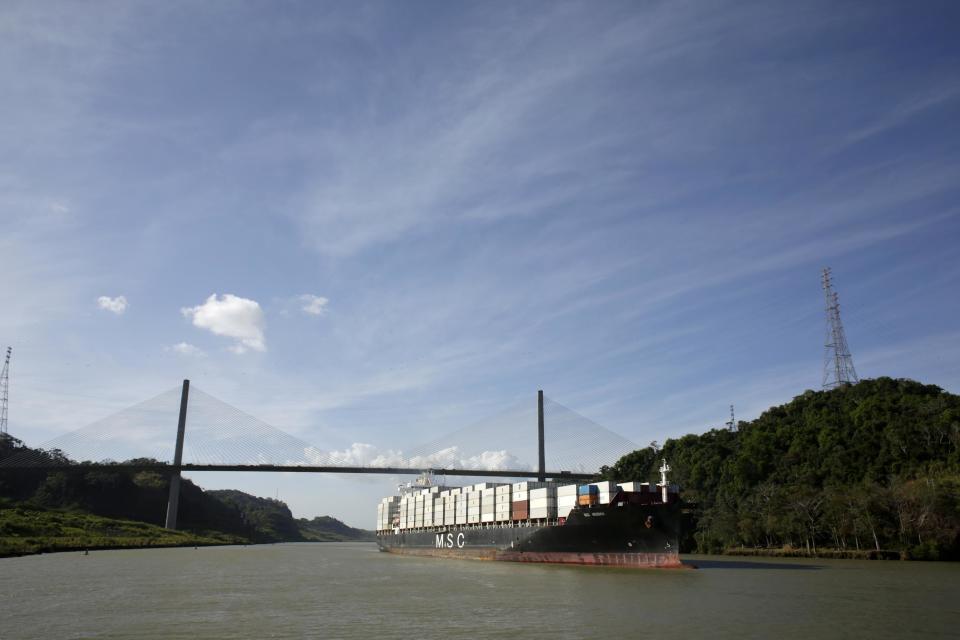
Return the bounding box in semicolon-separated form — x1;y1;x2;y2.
207;490;304;542
0;435;374;546
298;516;377;542
604;377;960;559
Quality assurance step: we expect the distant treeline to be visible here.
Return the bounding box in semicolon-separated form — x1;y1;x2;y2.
603;378;960;560
0;435;371;545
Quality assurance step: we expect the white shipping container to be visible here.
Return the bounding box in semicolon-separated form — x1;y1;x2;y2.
481;513;495;523
530;505;557;519
590;481;618;494
511;481;553;492
529;487;557;500
512;491;528;502
530;497;557;508
557;484;578;497
481;489;496;511
495;485;511;495
557;498;576;517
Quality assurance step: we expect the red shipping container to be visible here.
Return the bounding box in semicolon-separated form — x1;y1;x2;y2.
511;499;529;520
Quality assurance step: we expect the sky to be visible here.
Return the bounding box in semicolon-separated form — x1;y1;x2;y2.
2;1;959;528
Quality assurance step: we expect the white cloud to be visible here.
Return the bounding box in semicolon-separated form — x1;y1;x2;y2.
307;443;526;471
181;293;266;353
97;295;127;314
299;294;329;316
167;342;204;357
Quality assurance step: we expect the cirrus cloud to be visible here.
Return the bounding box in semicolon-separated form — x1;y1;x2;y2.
181;293;266;353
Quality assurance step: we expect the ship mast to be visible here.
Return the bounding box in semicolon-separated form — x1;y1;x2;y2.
658;459;671;502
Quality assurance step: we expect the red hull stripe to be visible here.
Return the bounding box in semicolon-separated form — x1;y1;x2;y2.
383;547;685;568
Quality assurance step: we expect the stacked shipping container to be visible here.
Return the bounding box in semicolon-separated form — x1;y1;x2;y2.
557;484;577;519
376;496;400;531
494;484;511;522
529;485;557;519
378;480;678;531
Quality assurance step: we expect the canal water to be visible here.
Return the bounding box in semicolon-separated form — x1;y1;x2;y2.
1;543;957;639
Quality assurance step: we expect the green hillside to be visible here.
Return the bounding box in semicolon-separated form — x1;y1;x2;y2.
0;501;244;557
0;434;375;554
207;490;305;543
603;377;960;559
298;515;376;542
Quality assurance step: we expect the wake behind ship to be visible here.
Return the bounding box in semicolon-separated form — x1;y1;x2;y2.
376;461;682;568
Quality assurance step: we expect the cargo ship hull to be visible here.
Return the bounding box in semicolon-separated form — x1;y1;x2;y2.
378;498;683;568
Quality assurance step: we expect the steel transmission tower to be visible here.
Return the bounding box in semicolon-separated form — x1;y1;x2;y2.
0;347;10;435
821;269;859;390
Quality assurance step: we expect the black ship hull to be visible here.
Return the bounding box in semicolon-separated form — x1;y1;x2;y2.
377;497;683;568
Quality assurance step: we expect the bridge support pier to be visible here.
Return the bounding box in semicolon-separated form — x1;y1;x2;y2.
165;379;190;530
537;389;545;482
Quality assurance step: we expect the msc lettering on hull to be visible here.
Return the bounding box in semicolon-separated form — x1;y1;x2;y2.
435;533;466;549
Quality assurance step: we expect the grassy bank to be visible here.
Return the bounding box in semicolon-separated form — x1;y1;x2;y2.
0;505;245;558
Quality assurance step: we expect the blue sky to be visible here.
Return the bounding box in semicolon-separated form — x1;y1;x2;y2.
3;1;959;526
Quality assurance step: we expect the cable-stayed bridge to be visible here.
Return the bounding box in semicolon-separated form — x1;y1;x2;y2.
0;381;638;528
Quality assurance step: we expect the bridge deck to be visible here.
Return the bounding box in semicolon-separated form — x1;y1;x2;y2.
0;462;597;480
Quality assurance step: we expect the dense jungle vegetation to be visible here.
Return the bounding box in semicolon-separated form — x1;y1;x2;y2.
603;377;960;559
0;435;372;556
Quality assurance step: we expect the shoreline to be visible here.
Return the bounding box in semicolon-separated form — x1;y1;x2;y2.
0;536;247;559
721;547;905;561
0;537;377;559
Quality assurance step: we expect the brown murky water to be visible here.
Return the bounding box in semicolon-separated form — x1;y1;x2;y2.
1;543;958;639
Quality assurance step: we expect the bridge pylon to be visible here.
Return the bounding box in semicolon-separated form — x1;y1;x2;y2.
164;379;190;530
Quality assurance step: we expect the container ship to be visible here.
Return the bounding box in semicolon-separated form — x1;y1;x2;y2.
376;461;682;568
